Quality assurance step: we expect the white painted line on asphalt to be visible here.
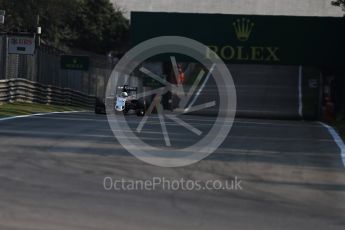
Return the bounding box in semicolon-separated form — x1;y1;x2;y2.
298;66;303;118
319;122;345;168
0;111;85;122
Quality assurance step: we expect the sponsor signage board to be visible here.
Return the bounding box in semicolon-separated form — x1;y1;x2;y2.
131;12;345;65
8;35;36;55
61;55;90;71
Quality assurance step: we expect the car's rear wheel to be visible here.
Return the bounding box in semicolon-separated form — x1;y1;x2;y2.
95;106;102;114
136;109;145;116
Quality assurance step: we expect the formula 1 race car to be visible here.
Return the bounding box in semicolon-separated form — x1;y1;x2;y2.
115;85;146;116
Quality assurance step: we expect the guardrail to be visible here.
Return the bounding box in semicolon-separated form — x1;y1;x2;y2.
0;78;95;108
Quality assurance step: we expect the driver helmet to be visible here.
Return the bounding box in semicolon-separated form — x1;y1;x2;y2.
121;92;128;97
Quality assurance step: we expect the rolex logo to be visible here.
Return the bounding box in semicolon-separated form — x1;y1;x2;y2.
233;18;254;42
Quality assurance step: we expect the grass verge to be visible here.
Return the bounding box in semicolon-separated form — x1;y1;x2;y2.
0;102;87;117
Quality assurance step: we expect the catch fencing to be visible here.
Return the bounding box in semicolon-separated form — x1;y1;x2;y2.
0;34;112;104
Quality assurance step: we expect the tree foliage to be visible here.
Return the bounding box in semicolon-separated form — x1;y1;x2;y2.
0;0;129;54
332;0;345;12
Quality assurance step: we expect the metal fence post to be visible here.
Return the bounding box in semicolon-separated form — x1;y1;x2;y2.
0;34;5;79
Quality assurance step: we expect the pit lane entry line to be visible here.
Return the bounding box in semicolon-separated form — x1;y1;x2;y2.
0;111;86;122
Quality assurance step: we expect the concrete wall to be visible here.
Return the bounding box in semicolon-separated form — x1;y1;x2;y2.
113;0;343;19
181;64;303;119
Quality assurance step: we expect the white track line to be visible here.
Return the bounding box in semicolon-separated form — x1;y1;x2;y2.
319;122;345;168
0;111;85;122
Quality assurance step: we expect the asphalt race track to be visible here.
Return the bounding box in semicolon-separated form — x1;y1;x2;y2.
0;112;345;230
